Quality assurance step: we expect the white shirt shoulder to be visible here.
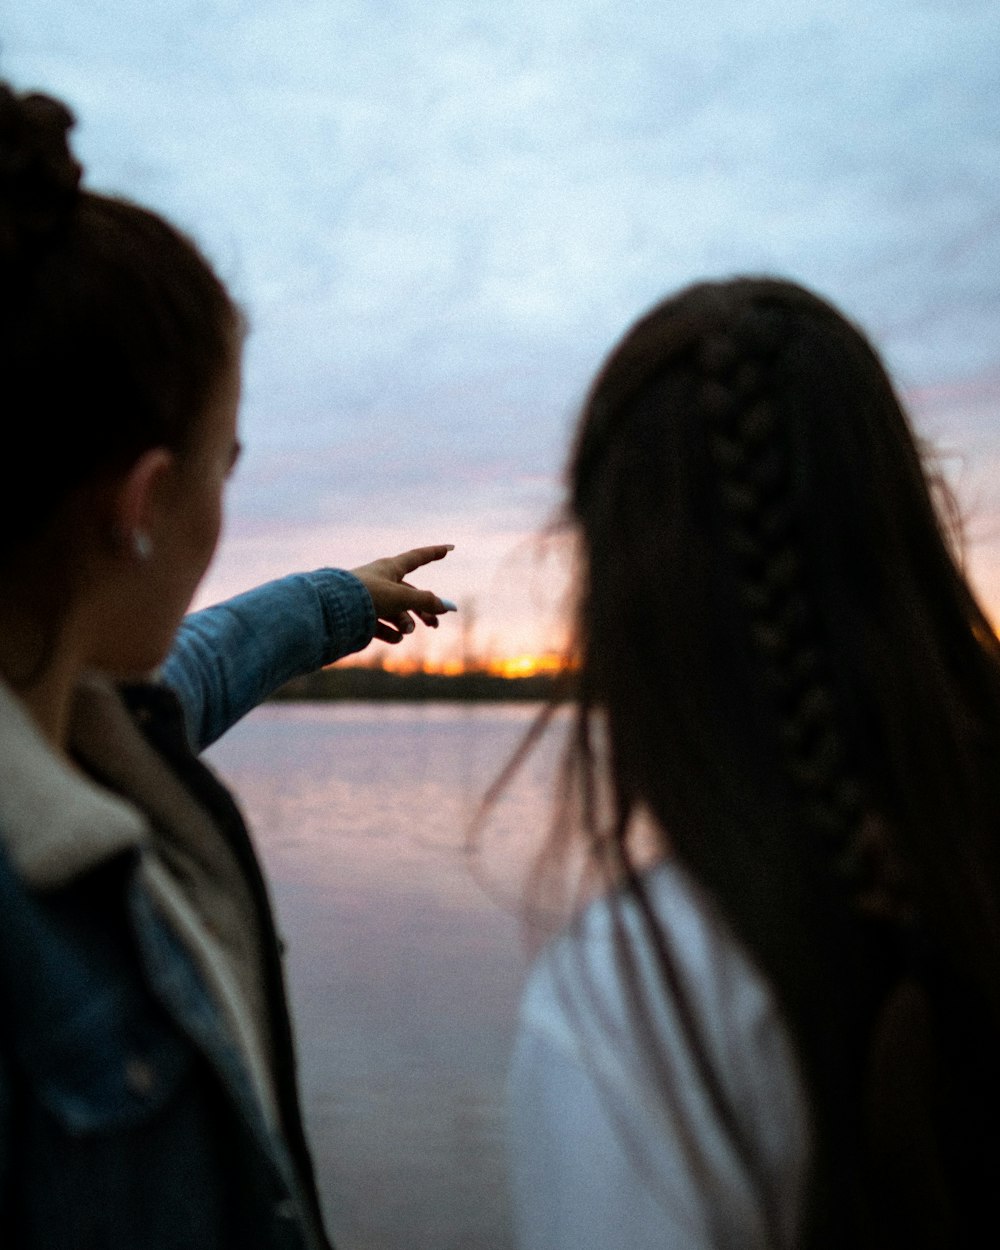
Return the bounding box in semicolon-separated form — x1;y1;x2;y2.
507;860;811;1250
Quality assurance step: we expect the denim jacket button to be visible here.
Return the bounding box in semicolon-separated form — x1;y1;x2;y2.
124;1055;156;1097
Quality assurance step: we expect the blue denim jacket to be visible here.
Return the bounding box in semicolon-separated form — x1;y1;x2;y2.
162;568;376;750
0;570;375;1248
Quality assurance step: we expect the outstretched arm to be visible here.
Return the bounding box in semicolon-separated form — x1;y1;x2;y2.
161;547;456;751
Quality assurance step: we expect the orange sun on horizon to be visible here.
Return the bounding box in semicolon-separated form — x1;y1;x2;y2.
485;653;567;678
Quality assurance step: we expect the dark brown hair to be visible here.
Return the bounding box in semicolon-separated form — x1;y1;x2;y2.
0;82;240;557
523;277;1000;1246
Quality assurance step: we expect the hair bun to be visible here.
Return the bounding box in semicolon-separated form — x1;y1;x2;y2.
0;83;83;265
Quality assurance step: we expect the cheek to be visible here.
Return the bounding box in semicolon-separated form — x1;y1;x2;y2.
188;481;226;568
201;493;225;559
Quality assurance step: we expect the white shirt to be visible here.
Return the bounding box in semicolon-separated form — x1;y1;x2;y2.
507;861;811;1250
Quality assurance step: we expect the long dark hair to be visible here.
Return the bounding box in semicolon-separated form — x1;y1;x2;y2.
524;277;1000;1246
0;82;240;559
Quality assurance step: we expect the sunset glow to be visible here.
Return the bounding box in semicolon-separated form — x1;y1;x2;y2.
350;651;570;678
485;653;567;679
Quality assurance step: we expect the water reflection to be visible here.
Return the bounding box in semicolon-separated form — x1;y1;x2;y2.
206;702;561;1250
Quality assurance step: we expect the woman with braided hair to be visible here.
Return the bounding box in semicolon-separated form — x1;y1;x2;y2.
0;81;456;1247
506;277;1000;1248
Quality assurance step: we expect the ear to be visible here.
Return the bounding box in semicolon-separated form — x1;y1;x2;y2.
111;447;177;557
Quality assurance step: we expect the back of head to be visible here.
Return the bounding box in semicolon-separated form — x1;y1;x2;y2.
567;276;1000;1245
0;81;239;561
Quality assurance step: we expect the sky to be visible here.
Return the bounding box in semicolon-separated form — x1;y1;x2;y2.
3;0;999;666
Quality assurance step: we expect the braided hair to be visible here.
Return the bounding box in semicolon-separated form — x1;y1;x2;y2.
554;276;1000;1246
699;308;867;873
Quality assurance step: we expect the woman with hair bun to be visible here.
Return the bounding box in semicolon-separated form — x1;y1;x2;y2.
505;278;1000;1248
0;81;453;1248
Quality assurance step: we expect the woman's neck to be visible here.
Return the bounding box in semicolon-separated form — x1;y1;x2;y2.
0;600;81;752
15;668;78;751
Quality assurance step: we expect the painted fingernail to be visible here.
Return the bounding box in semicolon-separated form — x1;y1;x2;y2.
401;618;415;633
439;598;458;612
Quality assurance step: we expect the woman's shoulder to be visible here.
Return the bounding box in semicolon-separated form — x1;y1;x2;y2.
517;858;810;1165
512;859;811;1246
520;859;775;1051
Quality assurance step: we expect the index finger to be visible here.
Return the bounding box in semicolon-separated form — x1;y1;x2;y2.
391;544;455;576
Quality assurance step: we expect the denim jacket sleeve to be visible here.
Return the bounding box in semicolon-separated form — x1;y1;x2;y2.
159;568;377;752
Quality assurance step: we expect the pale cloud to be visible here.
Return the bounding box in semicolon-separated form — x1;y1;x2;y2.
4;0;999;652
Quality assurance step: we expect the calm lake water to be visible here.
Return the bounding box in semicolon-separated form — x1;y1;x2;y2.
205;702;563;1250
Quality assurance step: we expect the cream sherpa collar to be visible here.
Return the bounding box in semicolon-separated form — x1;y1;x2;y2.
0;674;149;889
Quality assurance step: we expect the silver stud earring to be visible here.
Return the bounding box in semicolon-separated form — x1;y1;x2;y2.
132;530;153;561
